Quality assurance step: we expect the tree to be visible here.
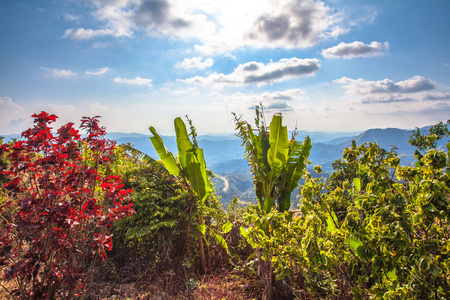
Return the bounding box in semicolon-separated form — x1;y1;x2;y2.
410;119;450;152
297;134;450;298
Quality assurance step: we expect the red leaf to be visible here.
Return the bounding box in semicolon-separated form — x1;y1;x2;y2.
4;177;20;191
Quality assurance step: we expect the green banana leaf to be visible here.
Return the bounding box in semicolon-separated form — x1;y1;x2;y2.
264;196;275;214
277;137;311;212
174;117;194;169
288;136;311;192
185;150;211;204
267;115;289;178
278;190;291;212
247;124;262;169
197;148;212;203
214;234;229;254
149;126;180;177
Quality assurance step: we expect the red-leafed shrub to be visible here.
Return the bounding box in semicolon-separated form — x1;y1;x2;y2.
0;112;134;299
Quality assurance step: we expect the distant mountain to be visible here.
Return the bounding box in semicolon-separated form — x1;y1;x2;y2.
3;125;447;174
107;132;150;140
353;128;414;152
325;136;357;145
293;131;361;143
3;125;448;205
104;125;448;173
211;158;249;173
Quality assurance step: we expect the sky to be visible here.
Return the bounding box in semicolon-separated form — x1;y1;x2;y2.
0;0;449;136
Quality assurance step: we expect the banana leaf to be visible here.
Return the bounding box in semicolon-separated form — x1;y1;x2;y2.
264;196;275;214
267;115;289;178
288;136;311;192
277;137;311;212
149;126;180;176
185;150;211;204
174;117;194;169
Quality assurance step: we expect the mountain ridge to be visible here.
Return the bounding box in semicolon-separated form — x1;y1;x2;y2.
3;125;447;173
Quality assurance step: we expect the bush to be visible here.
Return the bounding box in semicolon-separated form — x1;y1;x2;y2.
297;141;450;299
0;112;134;298
112;156;192;259
239;133;450;299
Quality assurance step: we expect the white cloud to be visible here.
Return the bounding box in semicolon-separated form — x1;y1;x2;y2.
322;41;389;59
63;28;116;40
334;76;446;104
113;76;153;87
168;87;198;95
225;89;306;111
47;103;76;113
41;67;77;78
183;58;320;88
175;57;214;70
88;102;108;110
64;0;350;53
227;89;305;102
336;76;436;95
0;97;24;111
243;0;346;50
64;14;80;21
0;97;28;135
85;67;110;75
223;53;237;60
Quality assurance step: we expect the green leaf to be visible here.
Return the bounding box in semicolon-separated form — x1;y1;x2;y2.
264;197;275;214
267;115;289;178
348;237;362;250
185;152;208;202
214;234;229;254
240;226;257;248
288;136;312;192
196;224;206;236
326;211;338;232
222;220;233;234
174;117;194;169
173;117;211;203
278;137;312;212
149;126;180;176
121;143;159;166
419;257;430;271
386;269;397;281
196;148;212;204
353;178;361;193
430;265;440;277
447;142;450;172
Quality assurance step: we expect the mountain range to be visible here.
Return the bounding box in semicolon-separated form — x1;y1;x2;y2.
3;124;448;204
3;125;447;174
106;126;441;173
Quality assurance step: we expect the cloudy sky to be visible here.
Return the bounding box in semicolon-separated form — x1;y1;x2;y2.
1;0;449;135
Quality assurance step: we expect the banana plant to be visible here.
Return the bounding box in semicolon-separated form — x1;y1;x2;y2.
233;104;311;214
149;117;215;274
149;117;211;204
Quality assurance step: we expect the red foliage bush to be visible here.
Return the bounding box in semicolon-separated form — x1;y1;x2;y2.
0;112;134;298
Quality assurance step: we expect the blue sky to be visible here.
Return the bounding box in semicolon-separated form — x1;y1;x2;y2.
1;0;449;135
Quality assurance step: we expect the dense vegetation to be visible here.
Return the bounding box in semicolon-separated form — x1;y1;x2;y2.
0;109;449;299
